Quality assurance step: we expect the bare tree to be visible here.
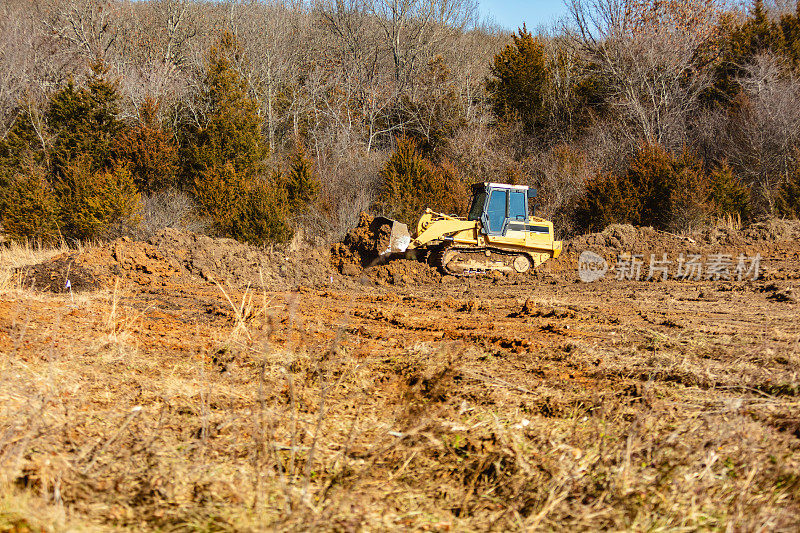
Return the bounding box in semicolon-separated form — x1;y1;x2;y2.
37;0;122;65
699;53;800;214
568;0;725;147
370;0;477;91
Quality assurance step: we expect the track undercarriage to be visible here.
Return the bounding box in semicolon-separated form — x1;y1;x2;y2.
429;245;533;276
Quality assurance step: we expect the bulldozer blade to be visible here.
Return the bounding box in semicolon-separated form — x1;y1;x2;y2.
371;217;411;255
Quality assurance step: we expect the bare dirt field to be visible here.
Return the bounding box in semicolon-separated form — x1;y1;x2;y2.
1;221;800;531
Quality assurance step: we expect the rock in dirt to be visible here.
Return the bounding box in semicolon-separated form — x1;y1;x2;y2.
340;263;361;277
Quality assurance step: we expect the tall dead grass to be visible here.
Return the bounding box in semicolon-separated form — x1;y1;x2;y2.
0;240;71;292
1;280;799;530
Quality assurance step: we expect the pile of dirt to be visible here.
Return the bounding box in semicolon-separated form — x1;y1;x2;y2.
22;239;181;292
550;219;800;282
552;224;702;277
330;212;394;275
23;229;334;292
367;259;442;286
565;224;697;254
741;219;800;242
150;228;332;288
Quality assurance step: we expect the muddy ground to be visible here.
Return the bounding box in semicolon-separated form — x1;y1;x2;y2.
1;221;799;531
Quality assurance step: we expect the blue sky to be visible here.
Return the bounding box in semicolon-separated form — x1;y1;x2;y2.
478;0;570;30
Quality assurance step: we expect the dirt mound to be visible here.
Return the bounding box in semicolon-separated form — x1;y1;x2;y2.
331;212;394;274
22;239;180;292
742;219;800;242
23;230;334;292
552;224;700;277
550;218;800;282
367;259;442;286
150;228;331;288
566;224;696;253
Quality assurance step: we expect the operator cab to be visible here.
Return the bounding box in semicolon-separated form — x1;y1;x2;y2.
468;182;538;236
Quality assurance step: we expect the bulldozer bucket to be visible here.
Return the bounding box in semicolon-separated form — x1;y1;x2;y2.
371;217;411;255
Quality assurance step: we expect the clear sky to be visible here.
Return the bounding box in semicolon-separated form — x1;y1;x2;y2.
478;0;570;31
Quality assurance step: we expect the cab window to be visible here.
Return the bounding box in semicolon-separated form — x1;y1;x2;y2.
509;190;527;221
468;190;486;221
486;189;507;233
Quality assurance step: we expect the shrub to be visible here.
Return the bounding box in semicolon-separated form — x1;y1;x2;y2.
233;177;293;245
378;136;467;226
56;161;141;240
575;171;636;233
576;144;711;232
137;188;204;240
85;165;143;238
284;143;319;213
777;157;800;218
0;167;60;243
114;98;179;193
710;162;750;219
668;152;712;231
194;163;291;245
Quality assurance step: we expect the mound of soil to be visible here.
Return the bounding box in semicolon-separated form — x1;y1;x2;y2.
742;219;800;242
331;212;394;275
551;219;800;282
367;259;442;286
23;239;180;292
566;224;696;254
150;228;331;288
552;224;701;277
23;229;334;292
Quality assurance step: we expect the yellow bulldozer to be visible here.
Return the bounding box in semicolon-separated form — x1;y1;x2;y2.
376;182;562;276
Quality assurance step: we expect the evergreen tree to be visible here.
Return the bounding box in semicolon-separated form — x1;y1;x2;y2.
0;110;46;177
56;160;141;240
182;31;267;183
710;162;750;219
47;63;123;178
114;97;179;193
378;136;466;226
185;32;291;245
0;166;60;243
486;26;550;135
778;155;800;218
284;142;319;212
233;176;292;245
779;1;800;68
192;162;246;237
576;144;711;232
708;0;797;106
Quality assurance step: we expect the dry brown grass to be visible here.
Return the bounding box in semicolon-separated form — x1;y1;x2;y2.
1;266;799;531
0;240;73;293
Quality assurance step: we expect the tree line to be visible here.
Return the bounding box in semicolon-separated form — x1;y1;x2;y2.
1;0;799;245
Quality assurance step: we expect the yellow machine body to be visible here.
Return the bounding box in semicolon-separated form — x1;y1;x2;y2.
382;182;562;275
